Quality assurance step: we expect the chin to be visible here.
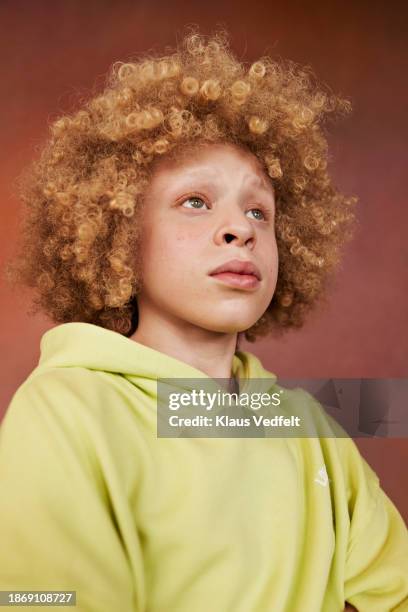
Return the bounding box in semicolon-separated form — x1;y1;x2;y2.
197;318;258;334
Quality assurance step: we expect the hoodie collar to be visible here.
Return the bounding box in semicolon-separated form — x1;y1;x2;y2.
38;322;277;394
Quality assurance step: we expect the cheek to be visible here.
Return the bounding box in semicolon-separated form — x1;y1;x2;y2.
270;242;279;274
143;225;198;275
261;235;279;272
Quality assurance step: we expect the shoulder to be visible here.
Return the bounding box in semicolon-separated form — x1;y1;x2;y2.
6;366;122;418
1;366;129;454
1;366;144;490
275;383;349;438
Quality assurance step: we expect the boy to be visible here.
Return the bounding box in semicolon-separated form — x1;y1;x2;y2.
1;27;407;611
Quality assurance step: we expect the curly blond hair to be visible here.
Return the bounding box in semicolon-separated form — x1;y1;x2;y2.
4;26;358;342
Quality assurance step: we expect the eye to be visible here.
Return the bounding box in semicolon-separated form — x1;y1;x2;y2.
180;195;210;210
247;207;270;221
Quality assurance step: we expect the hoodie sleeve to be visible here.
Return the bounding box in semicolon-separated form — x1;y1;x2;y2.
341;437;408;611
0;369;144;612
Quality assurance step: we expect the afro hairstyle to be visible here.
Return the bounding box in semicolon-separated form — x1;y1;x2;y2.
4;26;358;341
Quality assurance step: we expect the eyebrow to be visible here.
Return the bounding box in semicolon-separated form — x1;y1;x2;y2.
178;169;275;197
242;174;273;195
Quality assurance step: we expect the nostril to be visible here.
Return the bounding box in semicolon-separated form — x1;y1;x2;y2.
224;234;235;243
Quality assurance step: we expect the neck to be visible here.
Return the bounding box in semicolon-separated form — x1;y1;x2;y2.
130;309;239;385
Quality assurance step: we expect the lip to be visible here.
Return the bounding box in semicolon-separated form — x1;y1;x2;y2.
210;272;260;289
208;258;262;290
209;258;262;280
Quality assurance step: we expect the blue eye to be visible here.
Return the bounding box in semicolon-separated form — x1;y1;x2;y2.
181;196;209;210
247;208;266;221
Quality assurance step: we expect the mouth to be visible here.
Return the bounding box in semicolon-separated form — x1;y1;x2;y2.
208;259;261;290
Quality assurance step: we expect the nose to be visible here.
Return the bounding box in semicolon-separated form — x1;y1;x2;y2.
213;208;256;249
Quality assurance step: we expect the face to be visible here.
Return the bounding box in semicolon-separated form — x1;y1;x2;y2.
136;142;279;336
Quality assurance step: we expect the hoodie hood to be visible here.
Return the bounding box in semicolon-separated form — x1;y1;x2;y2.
35;322;277;397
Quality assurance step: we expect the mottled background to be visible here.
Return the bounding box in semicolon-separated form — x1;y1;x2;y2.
1;1;407;519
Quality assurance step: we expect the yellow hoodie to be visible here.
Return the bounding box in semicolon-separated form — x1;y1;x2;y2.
0;322;407;611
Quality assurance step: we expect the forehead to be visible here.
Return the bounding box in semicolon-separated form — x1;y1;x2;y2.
149;142;272;191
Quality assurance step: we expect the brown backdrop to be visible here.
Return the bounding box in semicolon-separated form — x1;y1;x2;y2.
1;1;407;520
